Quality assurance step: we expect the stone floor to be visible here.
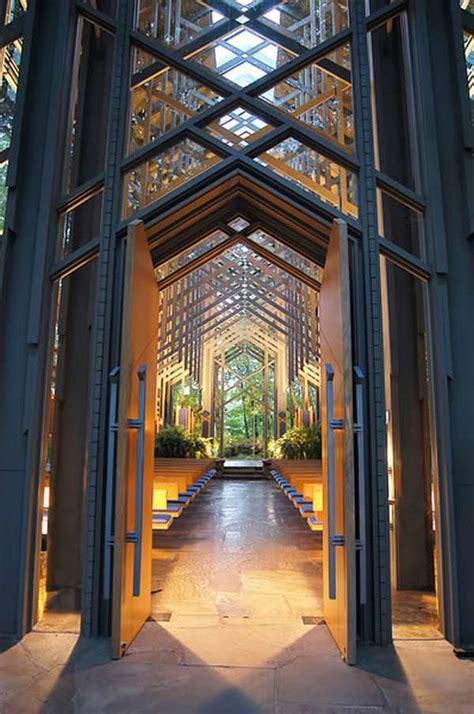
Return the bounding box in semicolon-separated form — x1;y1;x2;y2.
0;479;472;713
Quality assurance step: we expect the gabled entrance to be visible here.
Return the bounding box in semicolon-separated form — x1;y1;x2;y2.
109;170;365;664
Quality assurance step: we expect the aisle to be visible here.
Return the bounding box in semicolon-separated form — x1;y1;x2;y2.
151;478;323;623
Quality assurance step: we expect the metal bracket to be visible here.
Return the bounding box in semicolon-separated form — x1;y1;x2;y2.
326;363;345;601
354;365;367;606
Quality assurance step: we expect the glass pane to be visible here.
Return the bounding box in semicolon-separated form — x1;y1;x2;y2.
227;217;250;231
57;191;103;260
134;0;224;48
366;0;391;12
204;106;274;148
464;32;474;124
0;160;8;234
37;259;98;632
83;0;117;16
247;228;323;282
369;14;418;190
380;255;439;638
123;138;221;217
460;0;474;13
377;189;423;258
189;28;296;87
0;39;23;154
261;43;354;151
155;229;230;280
256;137;358;218
262;0;350;49
128;61;223;154
65;19;115;192
4;0;27;23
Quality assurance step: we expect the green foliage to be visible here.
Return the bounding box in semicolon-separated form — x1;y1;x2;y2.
269;423;321;460
223;436;263;458
154;425;208;458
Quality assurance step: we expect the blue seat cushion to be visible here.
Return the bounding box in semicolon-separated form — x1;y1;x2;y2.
299;503;314;514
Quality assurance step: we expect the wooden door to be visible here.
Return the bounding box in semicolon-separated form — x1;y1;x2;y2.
320;219;357;664
111;220;158;658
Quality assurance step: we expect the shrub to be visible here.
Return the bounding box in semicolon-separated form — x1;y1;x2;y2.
270;423;321;460
154;425;208;458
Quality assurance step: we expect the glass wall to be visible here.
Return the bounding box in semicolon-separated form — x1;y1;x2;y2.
36;258;98;630
380;256;438;638
0;4;26;251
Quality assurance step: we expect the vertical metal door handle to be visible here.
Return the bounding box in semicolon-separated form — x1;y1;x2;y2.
126;364;147;597
354;366;367;605
325;363;344;600
103;367;120;601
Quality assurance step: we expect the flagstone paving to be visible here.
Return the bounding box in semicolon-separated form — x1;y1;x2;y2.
0;479;472;713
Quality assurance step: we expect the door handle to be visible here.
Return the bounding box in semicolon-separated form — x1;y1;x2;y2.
103;367;120;602
125;364;147;597
354;366;367;605
325;363;344;600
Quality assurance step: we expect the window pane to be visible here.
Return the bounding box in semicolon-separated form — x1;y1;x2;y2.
262;0;350;49
123;138;222;217
0;160;8;234
4;0;27;23
134;0;224;48
83;0;117;17
261;43;354;152
380;256;438;636
377;188;424;258
37;259;98;631
464;31;474;125
369;14;418;190
57;191;103;260
128;59;223;154
203;106;274;149
65;19;114;192
155;229;230;280
188;28;296;87
460;0;474;14
0;39;23;154
256;136;358;218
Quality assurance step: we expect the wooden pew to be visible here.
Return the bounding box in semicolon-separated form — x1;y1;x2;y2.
269;459;324;527
152;458;217;526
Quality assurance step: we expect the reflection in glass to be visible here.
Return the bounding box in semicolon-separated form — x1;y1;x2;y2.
377;189;423;258
0;39;23;153
65;19;114;192
189;28;295;87
369;14;418;190
155;229;230;280
0;160;8;233
123;138;221;216
134;0;223;48
36;259;98;631
261;43;354;151
380;255;439;637
129;61;222;154
460;0;474;14
262;0;349;49
4;0;27;23
204;106;273;148
464;31;473;123
257;137;358;218
58;191;103;260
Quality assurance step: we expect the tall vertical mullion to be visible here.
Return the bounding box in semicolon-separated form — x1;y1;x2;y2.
352;0;391;645
84;0;134;637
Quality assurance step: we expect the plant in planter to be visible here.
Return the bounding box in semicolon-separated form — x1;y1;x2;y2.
154;425;208;458
270;423;321;460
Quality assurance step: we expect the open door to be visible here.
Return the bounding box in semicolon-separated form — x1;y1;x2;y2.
320;219;357;664
111;220;158;658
